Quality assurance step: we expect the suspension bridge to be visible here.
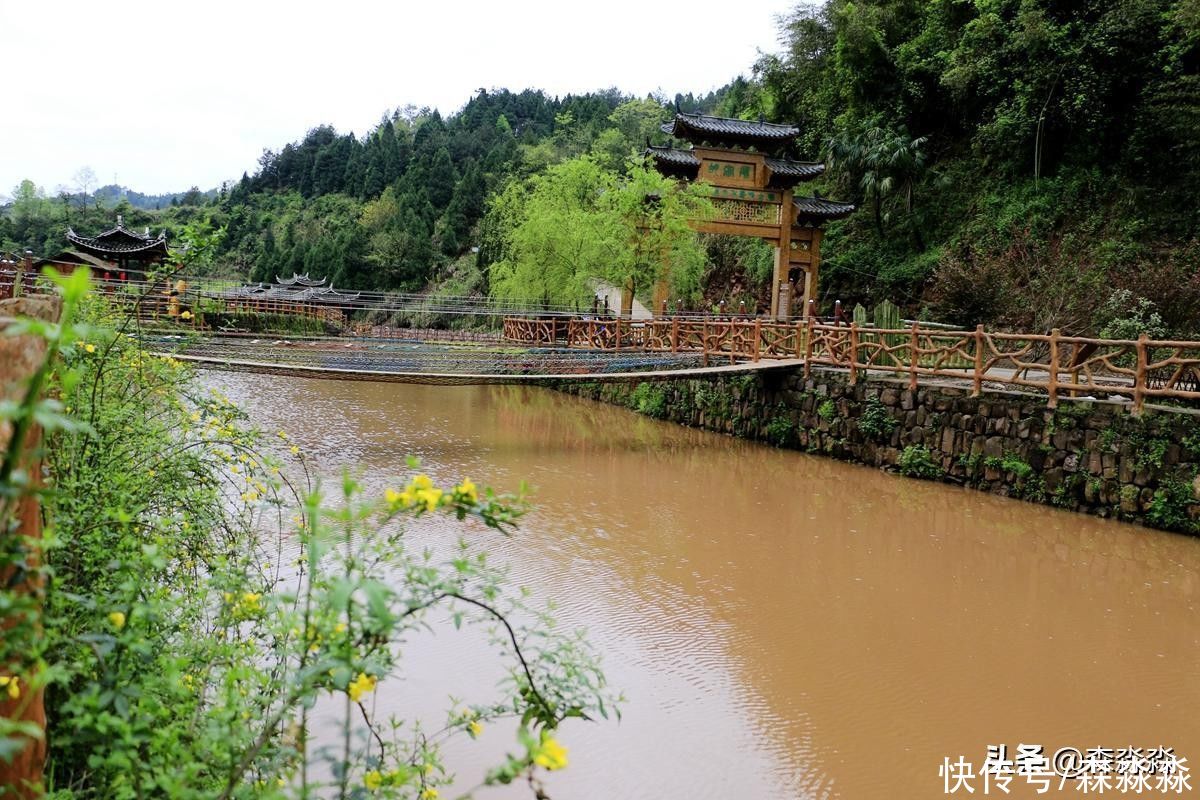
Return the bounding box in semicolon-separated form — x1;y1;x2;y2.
9;264;1200;410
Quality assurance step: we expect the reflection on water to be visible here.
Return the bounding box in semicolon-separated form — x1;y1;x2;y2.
211;373;1200;799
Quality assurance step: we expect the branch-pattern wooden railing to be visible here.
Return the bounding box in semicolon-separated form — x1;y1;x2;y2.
502;317;1200;413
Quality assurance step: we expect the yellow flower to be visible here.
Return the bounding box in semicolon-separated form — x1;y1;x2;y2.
467;720;483;737
108;611;126;630
421;788;439;800
347;672;377;702
384;488;402;506
413;474;433;490
420;487;444;511
84;343;96;354
363;770;383;791
0;676;19;700
289;445;300;456
456;478;478;503
334;622;347;634
534;736;568;771
180;310;193;320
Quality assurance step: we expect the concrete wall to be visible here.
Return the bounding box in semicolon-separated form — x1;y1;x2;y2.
558;366;1200;535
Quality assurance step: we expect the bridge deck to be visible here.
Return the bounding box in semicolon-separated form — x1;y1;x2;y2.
163;350;803;385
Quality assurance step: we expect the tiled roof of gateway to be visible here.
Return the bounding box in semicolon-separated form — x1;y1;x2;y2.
661;112;800;147
794;196;857;222
646;147;826;188
764;157;825;180
645;146;701;168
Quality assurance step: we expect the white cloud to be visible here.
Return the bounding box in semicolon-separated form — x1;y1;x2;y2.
0;0;791;196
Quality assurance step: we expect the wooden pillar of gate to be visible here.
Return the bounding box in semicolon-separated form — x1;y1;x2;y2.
770;189;794;321
801;228;823;319
0;293;62;798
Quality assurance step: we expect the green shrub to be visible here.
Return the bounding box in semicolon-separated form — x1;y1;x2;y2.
630;381;668;418
764;417;796;447
817;399;837;421
857;399;897;441
898;445;943;479
0;271;616;798
983;453;1035;481
1146;478;1195;532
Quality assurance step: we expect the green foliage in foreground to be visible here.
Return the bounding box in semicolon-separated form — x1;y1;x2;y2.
0;271;617;798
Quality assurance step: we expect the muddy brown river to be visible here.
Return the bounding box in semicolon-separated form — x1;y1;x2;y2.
211;373;1200;799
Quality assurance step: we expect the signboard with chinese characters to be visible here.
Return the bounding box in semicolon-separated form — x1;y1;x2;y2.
699;159;758;188
707;186;781;204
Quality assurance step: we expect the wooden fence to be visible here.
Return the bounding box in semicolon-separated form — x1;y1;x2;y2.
502;317;1200;414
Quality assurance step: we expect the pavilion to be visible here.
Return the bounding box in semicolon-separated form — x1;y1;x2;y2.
53;215;170;279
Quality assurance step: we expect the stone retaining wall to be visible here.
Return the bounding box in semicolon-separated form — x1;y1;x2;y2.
557;367;1200;535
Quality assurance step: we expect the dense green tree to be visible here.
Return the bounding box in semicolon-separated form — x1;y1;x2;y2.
488;156;710;307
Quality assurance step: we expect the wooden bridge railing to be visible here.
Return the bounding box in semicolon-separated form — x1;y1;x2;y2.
503;316;1200;413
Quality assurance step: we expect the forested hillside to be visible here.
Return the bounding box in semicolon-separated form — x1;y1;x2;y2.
743;0;1200;334
3;0;1197;335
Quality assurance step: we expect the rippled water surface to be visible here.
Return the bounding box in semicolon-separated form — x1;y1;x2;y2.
210;373;1200;799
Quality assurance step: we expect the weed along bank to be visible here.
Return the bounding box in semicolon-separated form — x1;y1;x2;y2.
560;365;1200;534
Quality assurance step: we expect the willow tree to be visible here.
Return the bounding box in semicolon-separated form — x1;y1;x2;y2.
488;155;710;309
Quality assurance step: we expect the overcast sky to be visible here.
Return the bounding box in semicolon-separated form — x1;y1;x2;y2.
1;0;796;198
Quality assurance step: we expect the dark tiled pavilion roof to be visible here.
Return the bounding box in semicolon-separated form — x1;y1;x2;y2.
645;146;825;188
66;215;168;257
661;112;800;150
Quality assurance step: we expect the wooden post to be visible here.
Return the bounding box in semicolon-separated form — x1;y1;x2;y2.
702;320;709;367
670;318;679;353
620;277;634;318
771;188;794;321
752;317;761;363
848;322;859;384
802;228;823;318
1047;328;1060;409
1133;333;1148;415
13;251;31;298
0;293;62;798
794;320;804;360
972;324;985;397
803;311;815;379
908;320;920;391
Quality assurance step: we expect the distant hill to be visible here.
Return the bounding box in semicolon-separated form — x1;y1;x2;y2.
94;184;218;210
